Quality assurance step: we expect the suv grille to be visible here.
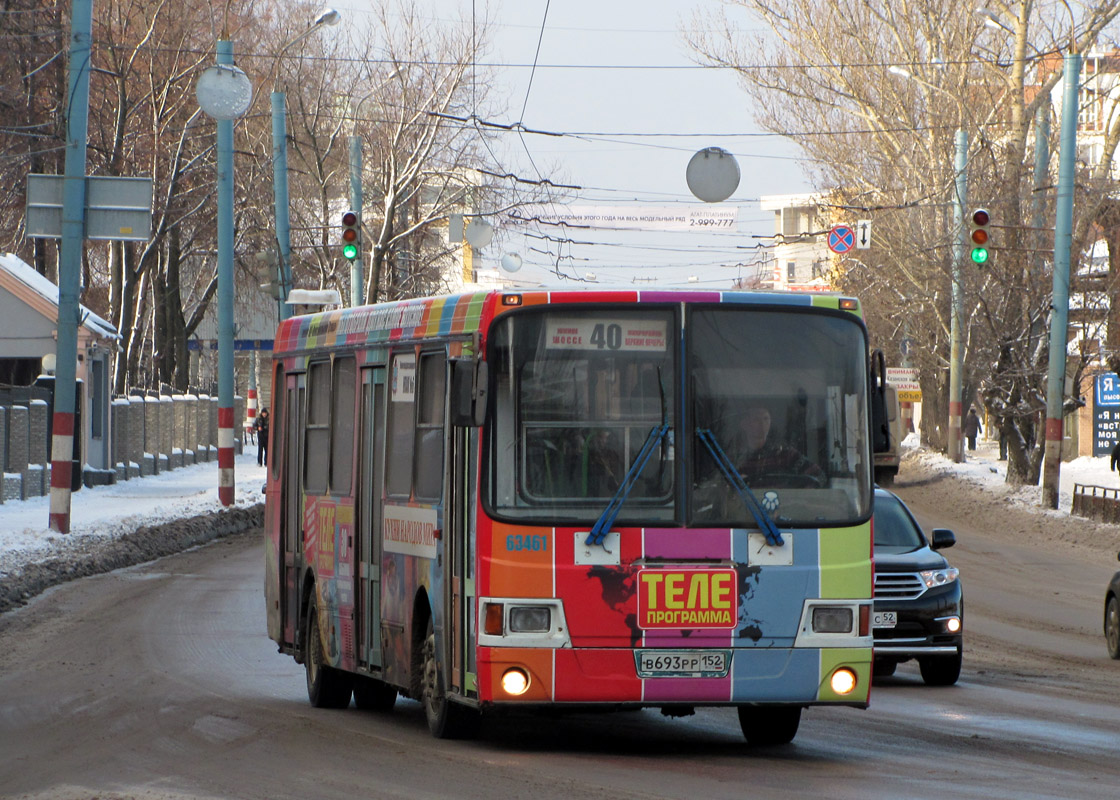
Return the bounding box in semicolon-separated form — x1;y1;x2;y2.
874;572;926;600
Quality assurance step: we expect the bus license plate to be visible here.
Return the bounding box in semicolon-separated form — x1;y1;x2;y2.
873;611;897;629
636;650;731;678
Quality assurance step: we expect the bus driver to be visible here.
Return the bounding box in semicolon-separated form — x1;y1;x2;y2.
734;406;822;485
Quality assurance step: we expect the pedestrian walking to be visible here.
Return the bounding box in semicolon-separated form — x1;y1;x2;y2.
963;407;982;452
253;408;270;467
1111;439;1120;481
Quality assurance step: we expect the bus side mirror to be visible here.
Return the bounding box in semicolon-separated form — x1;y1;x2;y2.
869;348;890;453
451;358;488;427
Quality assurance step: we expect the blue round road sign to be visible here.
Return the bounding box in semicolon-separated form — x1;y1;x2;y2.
828;225;855;254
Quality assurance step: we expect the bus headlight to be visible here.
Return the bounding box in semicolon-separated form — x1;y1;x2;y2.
830;668;857;695
509;606;551;632
501;668;530;695
812;606;854;633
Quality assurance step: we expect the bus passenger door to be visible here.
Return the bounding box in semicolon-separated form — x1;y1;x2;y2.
447;424;476;698
281;372;305;647
357;367;386;669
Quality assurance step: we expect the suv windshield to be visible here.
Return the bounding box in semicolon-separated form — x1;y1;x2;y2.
872;492;924;548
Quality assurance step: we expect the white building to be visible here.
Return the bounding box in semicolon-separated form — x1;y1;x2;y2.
758;194;833;291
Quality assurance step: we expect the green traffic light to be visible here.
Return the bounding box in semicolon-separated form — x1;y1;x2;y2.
970;246;989;265
343;243;358;260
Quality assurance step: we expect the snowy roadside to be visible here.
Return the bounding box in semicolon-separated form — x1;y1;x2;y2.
0;451;266;613
2;435;1117;614
900;432;1120;516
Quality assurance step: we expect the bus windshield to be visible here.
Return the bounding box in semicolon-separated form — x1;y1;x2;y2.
488;307;678;523
486;303;871;527
689;306;870;526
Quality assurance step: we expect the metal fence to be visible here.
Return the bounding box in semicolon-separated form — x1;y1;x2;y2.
1072;483;1120;524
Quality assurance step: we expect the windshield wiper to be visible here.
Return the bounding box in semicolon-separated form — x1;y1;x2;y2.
585;423;670;548
586;368;670;549
695;428;784;547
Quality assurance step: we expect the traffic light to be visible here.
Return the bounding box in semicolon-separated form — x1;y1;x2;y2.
341;210;360;261
970;208;990;265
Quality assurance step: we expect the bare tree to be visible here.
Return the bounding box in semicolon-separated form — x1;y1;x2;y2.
688;0;1120;483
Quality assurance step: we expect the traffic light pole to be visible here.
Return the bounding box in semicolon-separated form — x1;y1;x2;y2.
1042;52;1082;509
272;91;293;322
948;128;967;464
348;135;363;306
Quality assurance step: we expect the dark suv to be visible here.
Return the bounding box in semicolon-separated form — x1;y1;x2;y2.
872;487;963;685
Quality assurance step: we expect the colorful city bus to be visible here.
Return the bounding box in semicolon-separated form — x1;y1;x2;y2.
264;288;879;746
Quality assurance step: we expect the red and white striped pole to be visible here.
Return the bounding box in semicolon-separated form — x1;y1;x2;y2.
247;351;258;438
48;411;75;533
218;404;235;506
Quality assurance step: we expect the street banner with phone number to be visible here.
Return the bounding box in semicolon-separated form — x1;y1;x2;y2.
507;205;738;231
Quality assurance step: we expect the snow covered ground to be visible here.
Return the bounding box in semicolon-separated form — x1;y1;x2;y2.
2;434;1115;564
0;450;266;576
0;433;1116;607
900;432;1120;514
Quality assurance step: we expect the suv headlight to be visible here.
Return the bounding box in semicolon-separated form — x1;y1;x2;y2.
919;567;959;589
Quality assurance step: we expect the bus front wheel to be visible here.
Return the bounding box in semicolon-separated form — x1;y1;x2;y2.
304;597;353;709
421;618;479;739
737;705;801;746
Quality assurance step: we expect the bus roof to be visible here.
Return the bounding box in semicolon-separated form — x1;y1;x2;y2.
272;288;860;356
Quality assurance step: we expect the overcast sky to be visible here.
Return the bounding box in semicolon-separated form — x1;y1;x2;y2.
340;0;815;287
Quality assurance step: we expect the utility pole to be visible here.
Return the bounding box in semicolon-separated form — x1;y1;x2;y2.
1042;52;1082;509
948;129;967;463
215;40;237;506
48;0;93;533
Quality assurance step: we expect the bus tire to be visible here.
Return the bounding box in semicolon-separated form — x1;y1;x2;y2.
354;675;397;712
421;617;479;739
304;597;353;709
737;705;801;746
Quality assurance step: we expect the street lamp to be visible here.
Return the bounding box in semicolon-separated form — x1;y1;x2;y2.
197;41;252;507
889;65;969;462
272;8;341;322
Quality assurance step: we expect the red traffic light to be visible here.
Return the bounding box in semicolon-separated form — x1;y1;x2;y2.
971;208;989;227
341;210;358;227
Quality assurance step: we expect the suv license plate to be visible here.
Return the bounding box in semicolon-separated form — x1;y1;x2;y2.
873;611;897;629
635;650;731;678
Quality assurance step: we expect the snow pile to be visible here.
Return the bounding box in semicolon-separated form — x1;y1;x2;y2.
0;451;266;612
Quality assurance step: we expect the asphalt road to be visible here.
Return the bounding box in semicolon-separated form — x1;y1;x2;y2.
2;466;1120;800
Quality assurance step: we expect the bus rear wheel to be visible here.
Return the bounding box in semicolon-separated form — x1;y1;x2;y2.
304;597;353;709
421;618;479;739
737;705;801;746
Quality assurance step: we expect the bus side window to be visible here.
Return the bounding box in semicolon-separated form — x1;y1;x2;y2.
414;352;446;500
330;356;356;495
305;361;331;494
386;353;417;499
